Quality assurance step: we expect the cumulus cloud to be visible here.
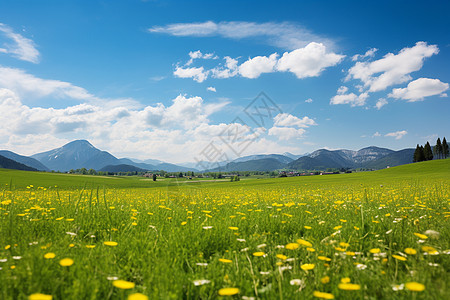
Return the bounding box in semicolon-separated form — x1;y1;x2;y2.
149;21;333;50
388;78;449;102
330;86;368;107
176;42;343;82
173;66;209;82
268;126;306;140
385;130;407;140
375;98;388;110
186;50;217;65
207;86;216;92
305;98;313;103
351;48;378;61
276;42;345;78
239;53;278;78
372;132;381;137
347;42;439;92
0;23;40;63
273;113;317;128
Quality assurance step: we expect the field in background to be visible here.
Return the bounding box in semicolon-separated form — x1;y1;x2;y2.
0;159;449;299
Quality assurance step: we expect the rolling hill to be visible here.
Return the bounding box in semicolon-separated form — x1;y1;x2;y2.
0;150;49;171
0;155;38;171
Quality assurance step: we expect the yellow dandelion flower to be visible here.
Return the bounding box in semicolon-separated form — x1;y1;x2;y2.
286;243;300;250
228;227;238;230
318;256;331;261
338;283;361;290
321;276;330;284
414;233;428;239
5;245;11;250
369;248;381;254
300;263;315;271
59;258;74;267
405;282;425;292
113;280;135;289
218;288;239;296
340;277;351;284
339;242;349;248
392;255;407;261
85;245;96;249
132;222;137;226
421;246;438;254
404;248;417;255
313;291;334;299
104;241;118;247
28;293;53;300
333;225;342;230
219;258;233;263
304;226;312;229
297;239;313;247
253;252;265;257
44;253;55;259
128;293;148;300
69;244;75;248
307;247;316;252
276;254;287;260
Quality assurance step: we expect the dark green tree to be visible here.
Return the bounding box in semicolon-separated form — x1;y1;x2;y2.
434;138;442;159
413;144;422;162
152;173;157;181
423;142;433;161
443;137;449;158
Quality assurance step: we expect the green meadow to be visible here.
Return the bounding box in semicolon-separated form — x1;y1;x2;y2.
0;159;449;299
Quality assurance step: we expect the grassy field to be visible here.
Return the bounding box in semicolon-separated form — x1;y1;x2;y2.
0;159;449;299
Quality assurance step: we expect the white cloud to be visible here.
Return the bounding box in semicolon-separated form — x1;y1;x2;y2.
388;78;449;102
352;48;378;61
0;23;40;63
347;42;439;92
211;56;239;79
207;86;216;92
268;126;306;140
375;98;388;110
276;42;345;78
239;53;278;79
178;42;343;82
186;50;218;65
385;130;407;140
273;113;317;128
372;132;381;137
0;65;96;101
149;21;332;50
305;98;313;103
330;86;368;107
173;66;208;82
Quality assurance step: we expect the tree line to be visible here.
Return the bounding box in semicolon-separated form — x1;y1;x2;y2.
413;137;449;162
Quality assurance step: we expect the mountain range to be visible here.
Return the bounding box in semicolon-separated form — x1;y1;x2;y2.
0;140;414;173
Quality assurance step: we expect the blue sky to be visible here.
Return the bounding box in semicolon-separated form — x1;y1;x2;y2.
0;0;449;164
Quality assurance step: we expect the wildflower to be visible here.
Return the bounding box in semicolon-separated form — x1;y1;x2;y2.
414;233;428;239
196;263;208;267
253;252;265;257
59;258;74;267
113;280;135;289
369;248;381;254
404;248;417;255
424;230;440;239
405;282;425;292
276;254;287;260
300;263;315;271
421;246;438;255
128;293;148;300
392;284;404;291
392;255;407;261
228;227;238;230
104;241;118;247
341;277;351;283
356;264;367;270
318;256;331;261
285;243;299;250
297;239;313;247
237;239;246;242
28;293;53;300
338;283;361;290
290;279;304;286
181;221;187;226
193;279;210;286
85;245;95;249
44;253;55;259
219;258;232;263
307;247;316;252
202;226;213;230
218;288;239;296
321;276;330;284
313;291;334;299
